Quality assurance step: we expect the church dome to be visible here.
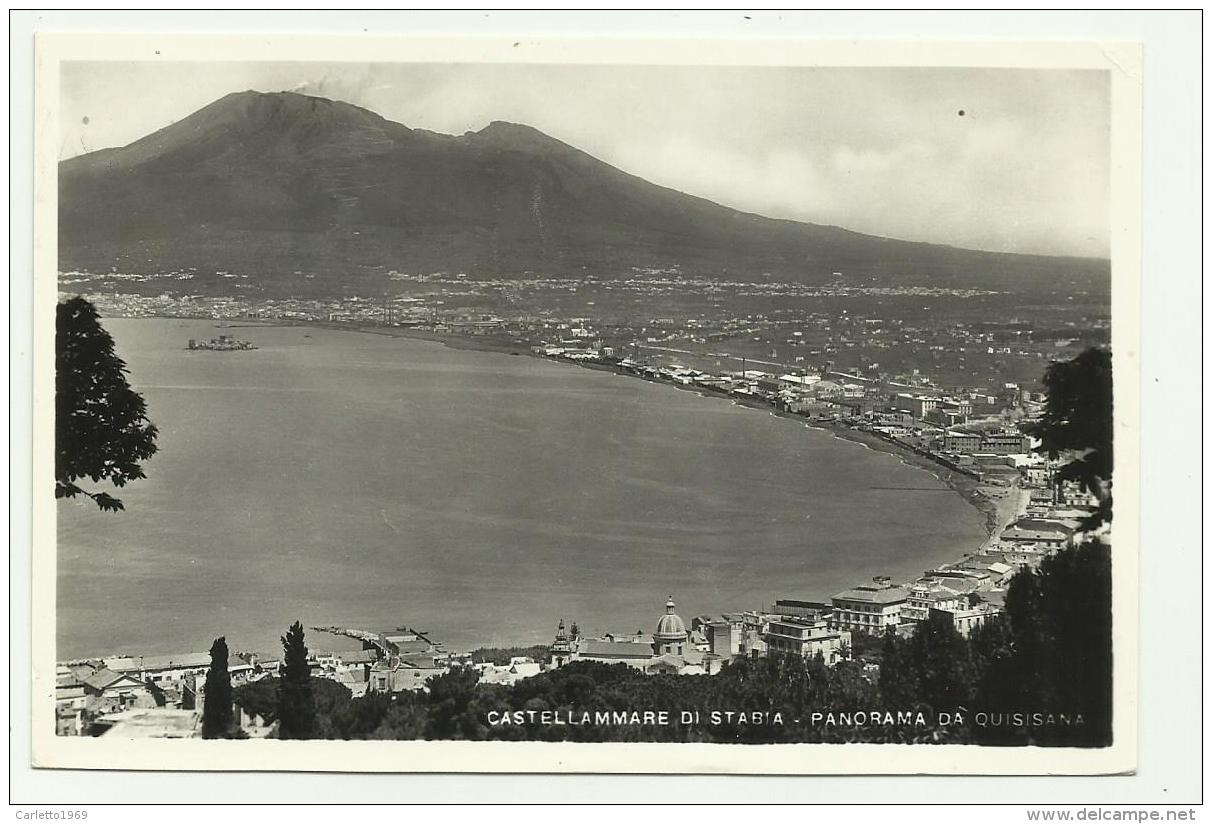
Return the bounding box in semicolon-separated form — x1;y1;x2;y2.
654;596;688;642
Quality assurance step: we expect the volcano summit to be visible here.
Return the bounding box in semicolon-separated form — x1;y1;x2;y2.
59;90;1108;297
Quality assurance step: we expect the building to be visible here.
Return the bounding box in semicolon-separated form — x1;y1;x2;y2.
929;603;1002;637
332;668;370;698
779;374;821;389
477;657;544;686
706;620;742;658
336;649;380;667
980;431;1032;454
900;581;967;623
925;566;996;592
81;668;156;707
377;628;441;659
575;639;658;667
737;612;769;657
571;597;716;676
763;617;851;665
756;375;784;394
980;545;1050;572
895;393;941;419
549;618;575;668
939;398;974;417
766;599;832;622
102;652;211;685
830;578;909;634
954;559;1015;585
813;380;843;398
875;408;916;428
942;429;1030;455
653;596;689;656
55;678;88;736
943;431;982;453
367;660;447;693
999;525;1070;549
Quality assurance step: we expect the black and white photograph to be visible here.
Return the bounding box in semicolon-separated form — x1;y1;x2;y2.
21;26;1163;786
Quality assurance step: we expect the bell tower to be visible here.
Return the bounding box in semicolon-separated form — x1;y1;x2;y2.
550;618;574;667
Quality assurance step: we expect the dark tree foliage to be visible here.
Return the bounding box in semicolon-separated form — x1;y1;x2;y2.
276;621;316;739
876;616;974;734
878;629;918;708
467;645;551;665
845;628;885;661
1027;347;1113;528
234;675;350;726
201;636;234;739
909;613;974;713
233;677;278;723
424;666;483;740
972;541;1112;746
366;692;427;740
967;613;1014;686
327;690;393;739
56;296;159;511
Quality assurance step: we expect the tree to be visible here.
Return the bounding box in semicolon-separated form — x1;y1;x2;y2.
56;297;158;511
1028;347;1112;529
232;677;278;724
423;667;481;740
877;628;917;707
201;636;234;739
329;690;392;740
277;621;316;739
973;541;1112;746
908;612;973;712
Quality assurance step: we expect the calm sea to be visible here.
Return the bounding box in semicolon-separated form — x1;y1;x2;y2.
56;319;985;659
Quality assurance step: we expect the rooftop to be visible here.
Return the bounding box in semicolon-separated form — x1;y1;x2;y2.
81;668;139;692
94;708;201;738
578;640;655;660
832;585;909;605
102;652;213;673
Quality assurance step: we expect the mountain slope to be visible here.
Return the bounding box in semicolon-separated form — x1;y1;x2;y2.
59;90;1109;295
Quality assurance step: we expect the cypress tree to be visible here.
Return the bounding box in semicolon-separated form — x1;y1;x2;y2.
277;621;315;739
201;636;233;739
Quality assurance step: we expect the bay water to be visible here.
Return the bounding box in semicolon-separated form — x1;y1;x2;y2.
56;319;985;659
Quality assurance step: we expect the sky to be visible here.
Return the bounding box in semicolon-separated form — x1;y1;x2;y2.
60;61;1110;258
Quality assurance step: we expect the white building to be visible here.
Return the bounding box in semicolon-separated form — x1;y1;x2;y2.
830;578;909;633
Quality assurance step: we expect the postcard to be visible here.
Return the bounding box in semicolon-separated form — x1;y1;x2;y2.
31;31;1142;775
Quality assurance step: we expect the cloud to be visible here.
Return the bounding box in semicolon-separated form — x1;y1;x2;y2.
59;62;1110;257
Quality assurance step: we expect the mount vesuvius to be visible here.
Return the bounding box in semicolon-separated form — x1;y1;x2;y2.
59;90;1108;296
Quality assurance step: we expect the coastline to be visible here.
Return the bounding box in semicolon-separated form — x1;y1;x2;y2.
187;317;1020;549
803;421;1012;543
80;316;1022;662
